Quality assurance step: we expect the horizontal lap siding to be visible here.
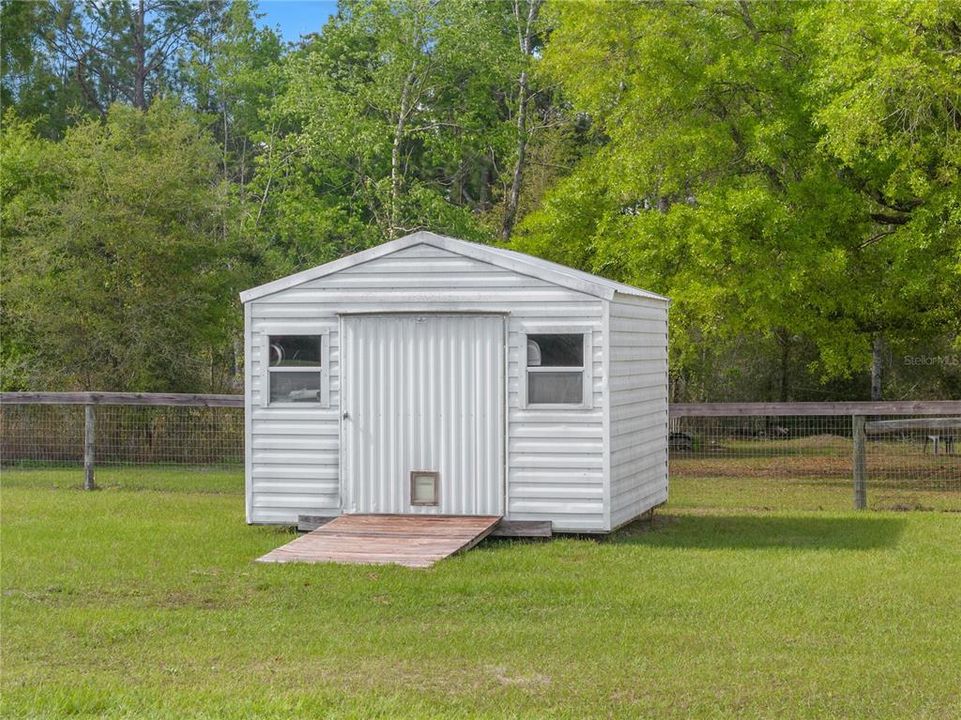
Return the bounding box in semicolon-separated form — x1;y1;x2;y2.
608;295;669;530
248;321;340;522
507;327;604;531
247;244;606;528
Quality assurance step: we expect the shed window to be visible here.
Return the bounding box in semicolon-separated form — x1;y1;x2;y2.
526;333;585;406
268;335;323;403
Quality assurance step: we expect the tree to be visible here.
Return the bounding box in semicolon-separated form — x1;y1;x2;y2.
0;112;63;388
45;0;226;113
252;0;520;267
514;0;960;400
800;0;961;398
1;100;244;391
180;0;282;188
0;0;90;136
500;0;544;241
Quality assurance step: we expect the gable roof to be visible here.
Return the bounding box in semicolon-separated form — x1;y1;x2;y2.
239;231;668;304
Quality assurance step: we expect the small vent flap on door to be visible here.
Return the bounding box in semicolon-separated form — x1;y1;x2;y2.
411;471;439;506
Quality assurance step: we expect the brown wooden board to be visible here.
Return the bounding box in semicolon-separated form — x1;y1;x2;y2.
257;514;501;568
489;520;552;538
669;401;961;417
4;393;957;417
0;391;243;407
865;417;961;434
297;515;336;532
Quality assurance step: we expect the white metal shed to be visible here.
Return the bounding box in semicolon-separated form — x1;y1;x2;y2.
240;231;669;534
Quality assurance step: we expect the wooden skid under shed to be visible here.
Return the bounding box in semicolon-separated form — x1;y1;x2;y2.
257;514;501;568
297;514;552;537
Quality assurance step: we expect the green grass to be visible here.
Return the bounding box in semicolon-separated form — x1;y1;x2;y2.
0;465;243;494
669;473;961;512
2;468;960;719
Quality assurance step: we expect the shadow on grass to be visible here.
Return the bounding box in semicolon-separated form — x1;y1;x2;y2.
613;513;907;551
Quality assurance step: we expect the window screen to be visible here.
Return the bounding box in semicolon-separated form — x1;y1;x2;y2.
526;333;585;406
528;372;583;405
269;372;321;403
268;335;323;403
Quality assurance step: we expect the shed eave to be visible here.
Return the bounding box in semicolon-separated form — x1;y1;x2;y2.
613;288;671;304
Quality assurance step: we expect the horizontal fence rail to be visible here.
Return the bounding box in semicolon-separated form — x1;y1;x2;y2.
2;394;958;512
0;392;243;407
669;401;961;417
4;394;958;414
865;417;961;433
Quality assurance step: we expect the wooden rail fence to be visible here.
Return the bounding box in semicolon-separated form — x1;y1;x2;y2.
1;392;243;489
3;394;958;506
670;400;960;509
669;401;960;417
0;392;243;407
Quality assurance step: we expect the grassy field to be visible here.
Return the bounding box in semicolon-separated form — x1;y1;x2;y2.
2;467;960;719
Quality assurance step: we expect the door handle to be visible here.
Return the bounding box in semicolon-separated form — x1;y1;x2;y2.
342;411;350;420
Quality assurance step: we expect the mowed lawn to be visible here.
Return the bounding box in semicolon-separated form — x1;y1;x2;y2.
2;468;960;719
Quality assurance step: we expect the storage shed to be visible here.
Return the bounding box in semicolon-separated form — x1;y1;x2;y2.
240;231;669;534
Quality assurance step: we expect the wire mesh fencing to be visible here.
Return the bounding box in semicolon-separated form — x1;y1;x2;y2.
669;411;960;511
2;394;959;510
0;404;243;466
1;396;243;493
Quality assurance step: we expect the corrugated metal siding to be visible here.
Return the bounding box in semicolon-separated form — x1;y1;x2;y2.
341;314;503;515
608;295;669;529
246;243;607;529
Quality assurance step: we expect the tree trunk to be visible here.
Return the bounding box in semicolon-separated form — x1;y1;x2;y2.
389;68;417;240
500;0;542;242
871;334;884;401
132;0;147;110
501;68;529;241
776;329;791;402
479;159;491;211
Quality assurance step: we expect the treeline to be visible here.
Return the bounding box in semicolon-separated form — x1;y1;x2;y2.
1;0;959;400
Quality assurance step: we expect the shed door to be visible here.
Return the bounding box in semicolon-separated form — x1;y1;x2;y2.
341;314;505;515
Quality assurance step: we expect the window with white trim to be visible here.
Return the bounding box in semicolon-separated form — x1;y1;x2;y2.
526;333;586;406
267;335;324;404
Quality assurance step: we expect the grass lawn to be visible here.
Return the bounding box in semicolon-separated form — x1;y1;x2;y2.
2;467;960;719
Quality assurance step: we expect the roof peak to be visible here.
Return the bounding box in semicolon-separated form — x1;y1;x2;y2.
240;231;668;304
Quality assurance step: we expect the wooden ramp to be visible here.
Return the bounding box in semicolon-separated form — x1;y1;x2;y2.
257;514;501;569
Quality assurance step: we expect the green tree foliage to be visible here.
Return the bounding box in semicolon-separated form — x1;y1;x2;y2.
47;0;227;112
1;0;233;134
801;1;961;376
0;112;64;388
180;0;283;187
0;0;87;137
249;0;536;273
514;0;960;399
1;0;957;400
2;100;242;391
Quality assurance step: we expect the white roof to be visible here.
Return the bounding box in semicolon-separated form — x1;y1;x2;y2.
239;231;668;304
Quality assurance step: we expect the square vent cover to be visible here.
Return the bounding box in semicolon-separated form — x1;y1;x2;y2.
410;471;439;506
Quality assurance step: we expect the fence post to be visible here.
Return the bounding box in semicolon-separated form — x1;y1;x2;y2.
84;404;96;490
852;414;866;510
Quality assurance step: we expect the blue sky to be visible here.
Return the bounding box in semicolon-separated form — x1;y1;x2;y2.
255;1;338;44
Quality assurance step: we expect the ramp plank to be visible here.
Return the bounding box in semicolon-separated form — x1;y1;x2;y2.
257;514;501;568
